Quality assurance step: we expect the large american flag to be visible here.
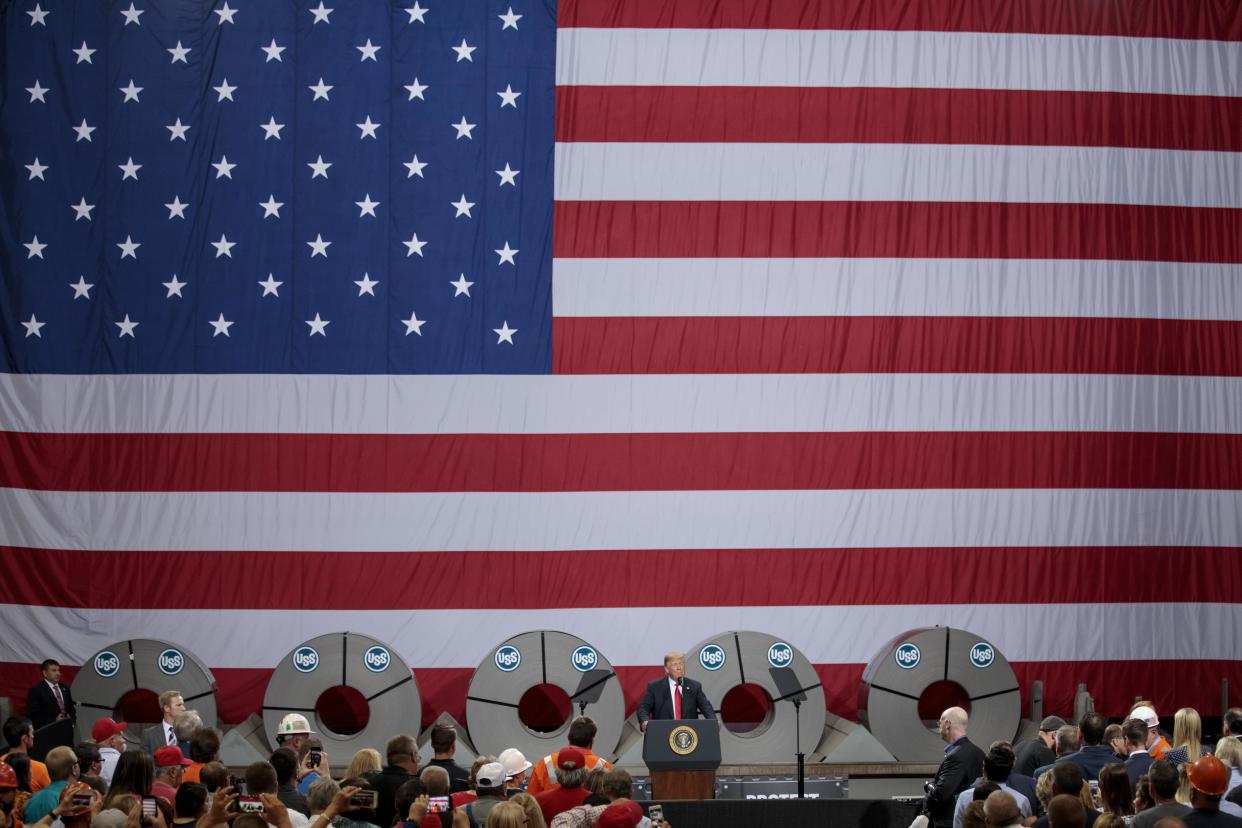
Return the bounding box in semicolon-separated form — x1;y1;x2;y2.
2;0;1241;730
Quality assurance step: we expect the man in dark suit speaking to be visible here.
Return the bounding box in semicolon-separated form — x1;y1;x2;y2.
26;659;76;730
636;652;716;730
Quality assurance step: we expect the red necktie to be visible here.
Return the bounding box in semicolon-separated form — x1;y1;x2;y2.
673;684;682;719
53;685;64;712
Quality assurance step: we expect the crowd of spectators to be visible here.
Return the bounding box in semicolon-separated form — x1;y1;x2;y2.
940;702;1242;828
0;709;661;828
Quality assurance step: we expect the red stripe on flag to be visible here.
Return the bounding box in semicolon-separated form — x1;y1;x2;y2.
4;660;1242;727
552;316;1242;375
4;432;1242;492
557;0;1242;40
4;546;1241;609
553;202;1242;262
556;87;1242;151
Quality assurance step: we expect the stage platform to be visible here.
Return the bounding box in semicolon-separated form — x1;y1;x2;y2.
634;797;921;828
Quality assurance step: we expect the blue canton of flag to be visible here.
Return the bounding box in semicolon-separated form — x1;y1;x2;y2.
1;0;554;373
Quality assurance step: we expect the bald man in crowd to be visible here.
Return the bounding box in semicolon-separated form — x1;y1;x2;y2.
923;708;987;828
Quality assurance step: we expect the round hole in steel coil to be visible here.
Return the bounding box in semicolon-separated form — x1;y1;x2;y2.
917;680;971;727
115;688;161;725
517;683;572;734
720;683;774;738
315;685;370;736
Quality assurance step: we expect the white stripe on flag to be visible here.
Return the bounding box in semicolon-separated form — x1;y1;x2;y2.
556;28;1242;96
553;143;1242;207
552;259;1242;320
3;373;1241;435
3;602;1241;668
1;487;1239;552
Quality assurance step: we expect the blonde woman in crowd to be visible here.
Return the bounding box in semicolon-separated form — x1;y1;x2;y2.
508;794;547;828
1215;737;1242;795
1164;709;1206;767
345;751;382;782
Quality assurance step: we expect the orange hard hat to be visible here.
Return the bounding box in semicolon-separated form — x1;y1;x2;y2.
0;762;16;789
58;781;95;817
1186;754;1230;796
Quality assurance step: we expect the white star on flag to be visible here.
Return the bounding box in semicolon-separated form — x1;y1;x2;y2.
259;274;282;296
496;163;520;186
308;156;332;178
451;274;474;297
309;78;333;101
403;232;427;257
115;315;139;338
261;117;285;140
214;79;237;101
452;116;476;140
24;236;47;259
163;275;187;297
73;119;96;142
214;2;237;24
209;313;235;336
452;38;476;61
357;117;380;139
356;195;380;217
73;41;96;63
211;234;236;258
402;311;426;336
495;241;518;265
212;156;236;178
451;195;474;218
493;321;517;344
167;118;190;141
310;2;332;23
168;41;191;63
70;276;94;299
119;158;142;180
405;2;427;23
28;3;49;25
307;234;331;257
260;196;284;218
404;155;427;178
117;236;140;259
262;39;286;62
357;39;381;61
26;159;48;180
355;273;379;296
71;198;95;221
120;80;143;102
498;7;522;29
497;85;521;108
27;81;48;102
120;3;143;25
404;78;428;100
22;315;46;338
166;196;188;219
305;314;330;336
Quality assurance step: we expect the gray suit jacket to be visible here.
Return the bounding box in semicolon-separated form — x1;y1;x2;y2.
140;723;188;756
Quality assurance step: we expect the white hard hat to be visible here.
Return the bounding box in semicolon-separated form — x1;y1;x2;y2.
498;747;532;776
277;713;314;736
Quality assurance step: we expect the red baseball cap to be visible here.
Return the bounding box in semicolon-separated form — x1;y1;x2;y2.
154;746;192;767
557;747;586;770
597;801;643;828
91;717;128;742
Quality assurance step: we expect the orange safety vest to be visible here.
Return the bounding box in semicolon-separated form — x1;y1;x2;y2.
525;749;612;797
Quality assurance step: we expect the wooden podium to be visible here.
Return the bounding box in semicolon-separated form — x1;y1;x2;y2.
643;719;721;800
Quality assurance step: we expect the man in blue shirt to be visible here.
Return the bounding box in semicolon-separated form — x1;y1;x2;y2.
21;746;79;823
